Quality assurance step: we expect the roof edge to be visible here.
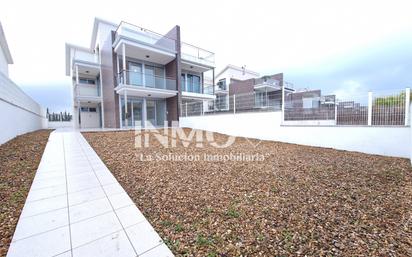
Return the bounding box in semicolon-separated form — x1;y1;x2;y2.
216;64;260;79
90;17;118;49
0;22;13;64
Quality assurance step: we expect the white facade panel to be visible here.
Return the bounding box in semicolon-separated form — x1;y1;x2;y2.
180;111;411;159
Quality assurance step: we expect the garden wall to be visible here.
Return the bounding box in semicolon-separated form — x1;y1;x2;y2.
180;111;411;159
0;72;47;144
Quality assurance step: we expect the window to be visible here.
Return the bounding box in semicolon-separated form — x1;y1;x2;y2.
80;107;97;112
217;79;226;90
183;73;201;93
79;78;95;85
145;65;164;88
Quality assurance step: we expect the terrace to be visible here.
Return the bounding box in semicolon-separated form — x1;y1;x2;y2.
81;129;412;256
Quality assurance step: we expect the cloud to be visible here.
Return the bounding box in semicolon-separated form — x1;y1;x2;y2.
20;83;72;113
333;80;367;100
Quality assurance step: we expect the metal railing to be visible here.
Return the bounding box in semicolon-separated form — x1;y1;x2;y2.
181;91;282;117
117;70;176;90
181;86;411;127
284;88;410;126
181;42;215;67
115;21;176;53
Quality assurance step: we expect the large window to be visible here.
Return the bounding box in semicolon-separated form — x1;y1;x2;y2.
127;61;165;88
145;65;164;88
182;73;201;93
128;62;143;86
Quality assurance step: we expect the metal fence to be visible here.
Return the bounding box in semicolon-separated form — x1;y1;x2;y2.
181;91;282;117
181;87;411;127
284;88;410;126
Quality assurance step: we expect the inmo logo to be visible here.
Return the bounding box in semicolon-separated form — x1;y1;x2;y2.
134;121;236;148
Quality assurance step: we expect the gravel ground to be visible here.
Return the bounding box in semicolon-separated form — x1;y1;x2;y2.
83;129;412;257
0;130;51;257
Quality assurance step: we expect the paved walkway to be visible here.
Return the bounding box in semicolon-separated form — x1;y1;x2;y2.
7;129;173;257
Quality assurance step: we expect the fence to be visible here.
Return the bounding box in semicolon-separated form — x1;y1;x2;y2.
284;88;409;126
181;87;410;127
181;90;282;117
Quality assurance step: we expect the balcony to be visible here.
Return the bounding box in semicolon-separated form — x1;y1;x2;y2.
114;22;177;65
76;84;99;97
117;70;176;90
73;49;99;65
74;84;101;104
203;85;215;95
115;70;177;99
254;78;281;92
181;42;215;72
181;82;216;101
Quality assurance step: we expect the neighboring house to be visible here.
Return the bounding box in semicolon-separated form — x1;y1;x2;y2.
212;64;260;111
284;89;336;121
65;18;216;129
0;21;13;77
225;73;294;112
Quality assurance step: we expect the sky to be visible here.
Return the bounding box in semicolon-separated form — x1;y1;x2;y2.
1;0;412;112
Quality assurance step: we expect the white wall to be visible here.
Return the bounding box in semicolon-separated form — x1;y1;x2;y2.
0;100;46;144
180;111;411;159
0;72;46;144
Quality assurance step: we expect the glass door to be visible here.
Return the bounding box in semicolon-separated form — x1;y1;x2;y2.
131;100;143;127
155;66;165;89
155;100;166;126
121;98;133;127
145;65;155;88
128;62;143;86
146;100;156;127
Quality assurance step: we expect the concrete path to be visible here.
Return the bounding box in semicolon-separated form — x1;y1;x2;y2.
7;129;173;257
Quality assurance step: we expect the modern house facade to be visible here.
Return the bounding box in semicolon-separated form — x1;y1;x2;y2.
205;68;294;113
66;18;216;129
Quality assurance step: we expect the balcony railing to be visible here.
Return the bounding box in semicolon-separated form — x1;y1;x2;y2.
254;78;280;88
115;21;176;53
181;81;215;95
203;83;215;95
117;70;176;90
73;49;99;64
181;42;215;67
76;84;100;98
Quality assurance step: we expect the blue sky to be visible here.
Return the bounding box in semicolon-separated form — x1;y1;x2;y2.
1;0;411;112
